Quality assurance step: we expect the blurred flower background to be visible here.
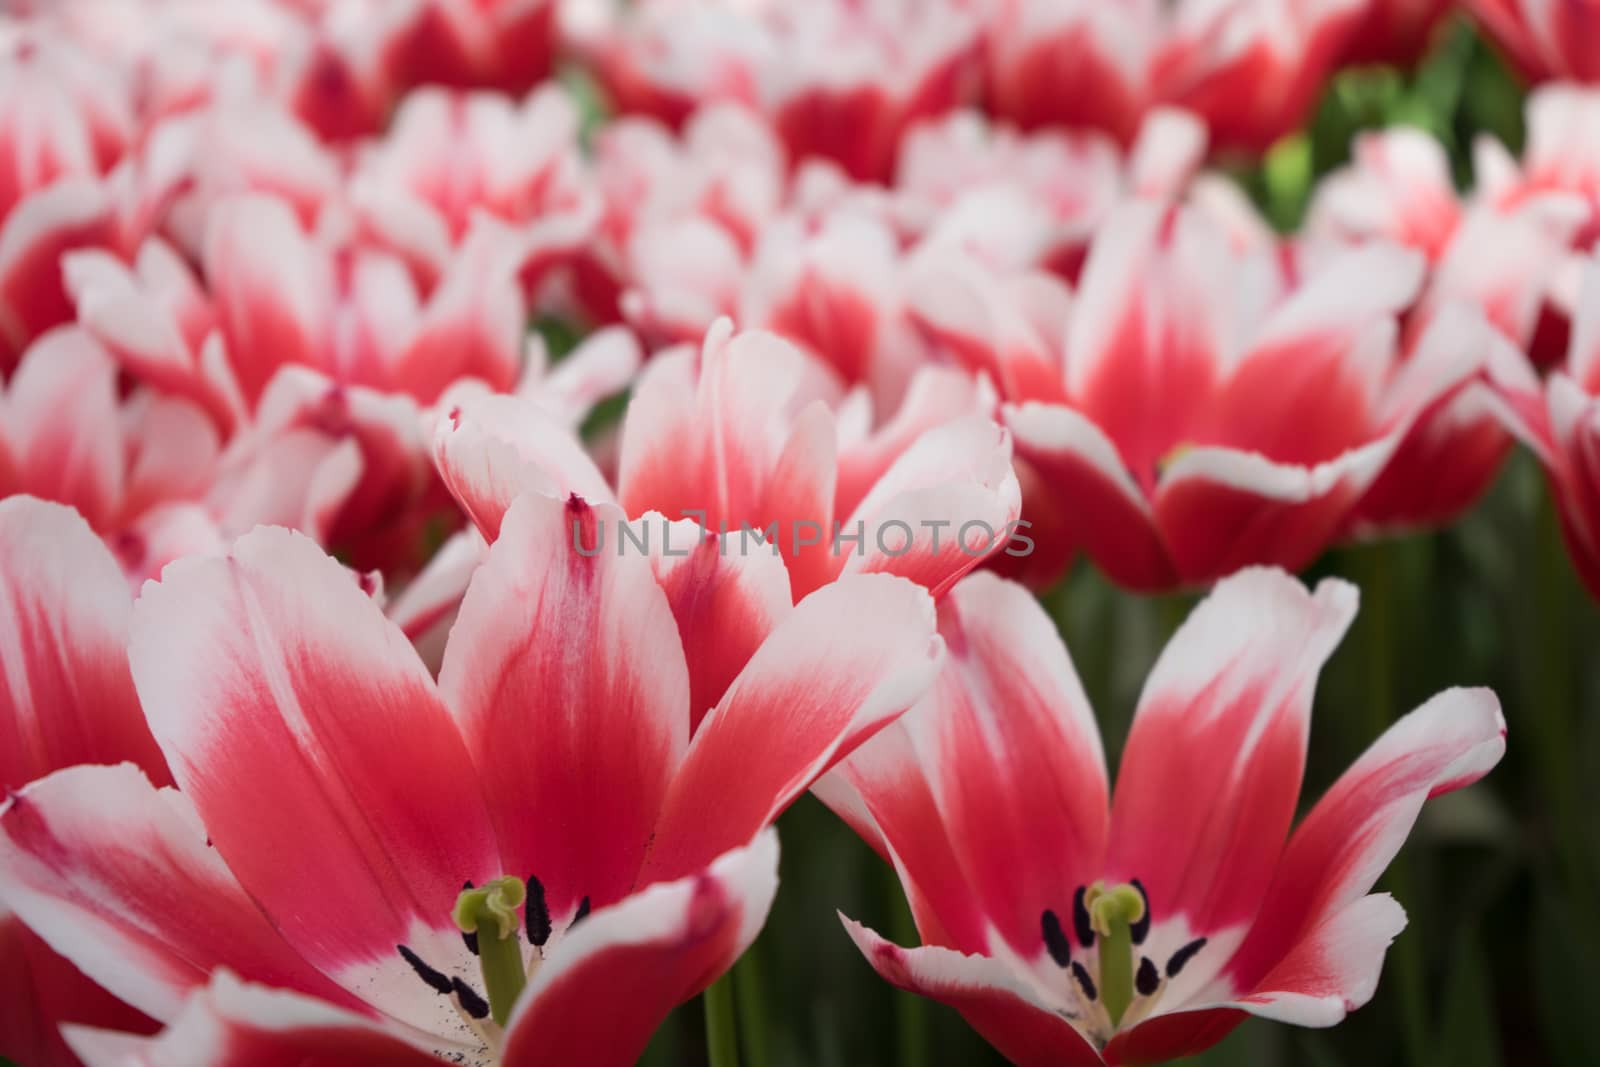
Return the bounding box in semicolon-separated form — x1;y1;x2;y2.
0;0;1597;1065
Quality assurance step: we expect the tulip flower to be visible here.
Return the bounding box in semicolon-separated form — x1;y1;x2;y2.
1467;0;1600;82
0;498;171;1066
0;489;943;1065
433;320;1017;612
1493;250;1600;598
919;199;1482;591
823;567;1506;1066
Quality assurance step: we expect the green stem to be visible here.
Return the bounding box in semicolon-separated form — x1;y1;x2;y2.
1529;494;1587;899
1360;545;1427;1067
732;943;768;1067
703;971;740;1067
886;867;929;1067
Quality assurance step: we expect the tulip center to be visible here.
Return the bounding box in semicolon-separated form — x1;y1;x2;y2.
454;877;529;1027
396;873;591;1048
1040;878;1209;1046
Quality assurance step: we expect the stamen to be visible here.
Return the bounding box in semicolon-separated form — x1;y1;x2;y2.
1166;937;1208;979
1135;957;1160;996
526;875;553;948
1071;962;1098;1002
1128;880;1151;945
1041;909;1074;967
451;977;490;1020
1072;886;1094;948
454;877;529;1026
571;896;591;928
1084;882;1147;1028
397;944;452;995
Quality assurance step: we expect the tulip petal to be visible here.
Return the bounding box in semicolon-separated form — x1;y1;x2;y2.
642;574;940;882
0;497;166;789
0;764;361;1023
841;918;1104;1067
1222;688;1504;992
440;494;689;916
3;327;124;531
501;830;780;1067
902;572;1110;960
1152;439;1394;584
432;392;616;541
1107;569;1357;943
839;417;1022;599
1005;401;1174;591
638;515;792;730
129;528;498;1026
63;971;448;1067
0;911;156;1067
1230;893;1407;1027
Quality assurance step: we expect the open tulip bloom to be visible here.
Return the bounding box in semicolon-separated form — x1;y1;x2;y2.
821;568;1506;1065
0;491;945;1065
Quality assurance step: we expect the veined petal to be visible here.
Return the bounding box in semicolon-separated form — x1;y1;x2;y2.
1152;439;1395;584
638;514;792;731
904;572;1109;960
432;392;616;542
1222;688;1503;992
3;327;124;531
0;910;156;1067
0;764;361;1024
839;417;1022;599
0;497;166;789
501;830;780;1067
1005;402;1174;592
129;528;498;1027
642;574;941;883
841;919;1104;1067
439;495;689;915
1230;893;1407;1027
1107;569;1357;942
63;970;449;1067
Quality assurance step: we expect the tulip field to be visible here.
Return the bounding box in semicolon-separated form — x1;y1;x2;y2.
2;2;1599;1066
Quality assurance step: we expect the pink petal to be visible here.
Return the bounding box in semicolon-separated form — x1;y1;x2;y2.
0;764;362;1023
839;417;1023;599
202;195;333;406
903;572;1109;959
0;911;157;1067
64;970;448;1067
432;392;616;542
639;515;793;731
4;327;125;531
0;497;166;789
1229;893;1408;1027
1107;569;1357;939
815;723;988;953
501;830;780;1067
439;495;689;915
0;179;113;374
642;574;941;883
1004;402;1175;591
389;223;525;402
841;918;1104;1067
1223;688;1503;991
1151;440;1395;585
128;528;499;1020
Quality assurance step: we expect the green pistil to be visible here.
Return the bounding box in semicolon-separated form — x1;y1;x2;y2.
1085;882;1146;1028
454;877;528;1026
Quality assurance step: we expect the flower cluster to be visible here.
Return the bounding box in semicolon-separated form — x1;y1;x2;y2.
9;0;1590;1065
